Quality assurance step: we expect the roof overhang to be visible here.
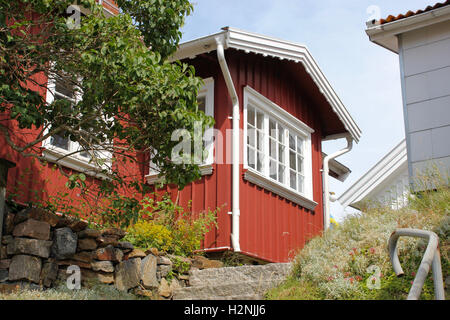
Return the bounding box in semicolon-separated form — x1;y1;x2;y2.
338;140;408;210
366;5;450;53
172;27;362;143
323;153;351;182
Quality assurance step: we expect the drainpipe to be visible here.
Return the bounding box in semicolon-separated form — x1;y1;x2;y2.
322;135;353;230
216;38;241;252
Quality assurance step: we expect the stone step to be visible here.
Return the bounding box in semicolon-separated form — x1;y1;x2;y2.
188;263;291;287
173;279;284;300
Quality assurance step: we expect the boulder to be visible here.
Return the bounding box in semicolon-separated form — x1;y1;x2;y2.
14;207;61;227
94;245;123;262
101;228;126;240
0;269;8;283
40;262;58;287
0;259;11;269
8;255;42;283
13;218;50;240
158;278;171;298
72;251;94;263
157;256;172;266
2;235;13;245
192;255;224;269
52;227;78;259
77;229;101;239
3;213;15;235
0;245;7;260
81;268;115;285
77;238;97;251
125;249;147;260
96;235;119;247
145;248;159;256
68;219;88;232
116;241;134;252
114;258;142;291
140;254;158;289
91;261;114;273
57;259;92;269
7;237;53;258
158;264;172;278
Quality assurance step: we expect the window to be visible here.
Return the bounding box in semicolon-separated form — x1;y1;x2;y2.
243;86;317;210
147;77;215;183
42;73;112;176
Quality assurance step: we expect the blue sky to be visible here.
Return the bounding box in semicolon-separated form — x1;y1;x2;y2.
179;0;436;221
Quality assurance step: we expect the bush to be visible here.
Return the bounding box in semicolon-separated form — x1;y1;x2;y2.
124;193;219;257
267;179;449;300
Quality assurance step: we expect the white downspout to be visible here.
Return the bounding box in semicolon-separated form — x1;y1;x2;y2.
323;135;353;230
216;38;241;252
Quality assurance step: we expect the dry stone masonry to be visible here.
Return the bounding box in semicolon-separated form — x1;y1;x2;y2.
0;206;229;299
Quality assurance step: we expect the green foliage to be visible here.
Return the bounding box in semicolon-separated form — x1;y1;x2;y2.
124;193;219;257
266;181;449;300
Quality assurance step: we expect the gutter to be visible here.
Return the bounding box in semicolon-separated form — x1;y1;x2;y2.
322;135;353;230
216;38;241;252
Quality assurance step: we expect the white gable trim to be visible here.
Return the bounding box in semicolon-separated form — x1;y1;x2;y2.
171;27;362;143
338;140;408;209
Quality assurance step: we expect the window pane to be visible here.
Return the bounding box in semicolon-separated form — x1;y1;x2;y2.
257;130;264;151
269;159;277;180
269;138;276;158
297;155;303;173
247;128;255;147
290;170;296;189
55;77;74;99
256;152;264;172
278;126;284;142
296;136;303;154
79;150;91;159
298;174;304;193
248;107;255;126
197;96;206;113
269;119;276;138
289;133;295;150
278;164;285;183
256;112;264;130
248;147;255;169
50;134;69;150
279;145;285;163
289;150;296;170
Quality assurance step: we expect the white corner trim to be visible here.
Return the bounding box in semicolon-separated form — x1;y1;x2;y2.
338;139;408;208
243;169;318;211
145;163;214;185
42;148;111;180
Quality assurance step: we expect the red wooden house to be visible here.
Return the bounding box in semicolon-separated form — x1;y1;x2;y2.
1;3;361;262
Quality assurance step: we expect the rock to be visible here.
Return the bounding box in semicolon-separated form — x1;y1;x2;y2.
177;274;189;281
101;228;126;240
57;260;92;269
91;261;114;273
77;238;97;251
116;241;134;252
0;259;11;269
2;235;13;245
81;269;114;284
0;282;20;293
169;278;181;293
77;229;101;239
68;219;88;232
158;264;172;278
52;227;77;259
134;289;154;298
158;278;171;298
0;270;8;282
141;255;158;289
145;248;159;256
94;245;123;262
125;249;147;259
8;255;42;283
0;245;7;259
3;213;15;235
15;207;61;227
13;218;51;240
7;237;53;258
192;255;223;269
40;262;58;287
114;258;142;291
96;235;119;247
157;256;172;265
72;251;94;263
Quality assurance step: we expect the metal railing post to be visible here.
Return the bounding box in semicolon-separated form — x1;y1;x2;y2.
388;228;445;300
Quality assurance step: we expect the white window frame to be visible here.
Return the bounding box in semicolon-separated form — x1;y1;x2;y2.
146;77;215;184
41;73;112;178
243;86;317;210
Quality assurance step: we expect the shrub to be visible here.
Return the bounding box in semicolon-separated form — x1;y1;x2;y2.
125;220;173;252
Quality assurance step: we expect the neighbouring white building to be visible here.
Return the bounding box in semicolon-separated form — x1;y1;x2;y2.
366;2;450;189
338;140;409;211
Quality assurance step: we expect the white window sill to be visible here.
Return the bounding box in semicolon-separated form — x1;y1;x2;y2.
243;168;318;211
42;148;111;180
145;163;214;185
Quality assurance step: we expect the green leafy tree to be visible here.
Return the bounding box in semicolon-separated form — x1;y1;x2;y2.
0;0;213;192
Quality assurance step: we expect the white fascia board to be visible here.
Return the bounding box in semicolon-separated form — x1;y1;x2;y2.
366;6;450;53
171;28;362;143
323;152;351;182
338;140;407;208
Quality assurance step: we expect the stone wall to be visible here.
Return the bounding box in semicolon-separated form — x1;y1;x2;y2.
0;206;223;299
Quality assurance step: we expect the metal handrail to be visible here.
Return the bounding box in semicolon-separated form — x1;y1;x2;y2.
388;228;445;300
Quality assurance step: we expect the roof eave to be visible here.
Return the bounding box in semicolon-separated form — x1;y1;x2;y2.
366;5;450;53
172;28;362;143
